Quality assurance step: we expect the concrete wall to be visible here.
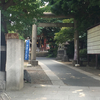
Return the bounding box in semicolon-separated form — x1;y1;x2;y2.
6;39;24;90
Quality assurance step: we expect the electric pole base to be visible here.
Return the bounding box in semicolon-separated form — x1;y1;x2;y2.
0;71;6;90
31;60;38;66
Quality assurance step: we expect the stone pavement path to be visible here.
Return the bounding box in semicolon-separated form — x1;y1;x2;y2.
24;65;52;85
6;58;100;100
6;84;100;100
37;57;100;86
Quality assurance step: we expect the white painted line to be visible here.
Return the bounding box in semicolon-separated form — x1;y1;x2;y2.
38;61;65;86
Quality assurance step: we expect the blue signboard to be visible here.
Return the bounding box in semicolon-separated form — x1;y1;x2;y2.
24;40;30;60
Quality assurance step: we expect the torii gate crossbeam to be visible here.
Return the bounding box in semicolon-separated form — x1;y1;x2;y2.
38;23;74;27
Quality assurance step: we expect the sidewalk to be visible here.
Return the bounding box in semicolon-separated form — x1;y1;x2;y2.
5;60;100;100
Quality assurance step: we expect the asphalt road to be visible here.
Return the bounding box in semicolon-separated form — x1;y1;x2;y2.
37;57;100;87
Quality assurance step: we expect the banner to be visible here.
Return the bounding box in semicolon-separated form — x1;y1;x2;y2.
24;40;30;60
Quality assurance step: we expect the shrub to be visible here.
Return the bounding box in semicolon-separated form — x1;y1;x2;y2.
79;48;87;58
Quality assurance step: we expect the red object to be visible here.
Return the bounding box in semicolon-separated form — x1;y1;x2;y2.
37;34;50;51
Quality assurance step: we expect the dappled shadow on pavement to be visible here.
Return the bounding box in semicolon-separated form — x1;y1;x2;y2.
24;62;52;85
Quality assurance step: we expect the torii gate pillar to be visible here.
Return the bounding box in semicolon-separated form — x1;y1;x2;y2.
73;20;79;66
31;24;38;66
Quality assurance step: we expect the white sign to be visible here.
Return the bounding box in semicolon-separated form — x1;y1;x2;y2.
87;24;100;54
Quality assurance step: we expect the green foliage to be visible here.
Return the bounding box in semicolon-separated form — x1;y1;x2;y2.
54;27;74;44
48;42;57;57
16;25;32;39
54;19;74;44
79;48;87;58
37;27;43;35
0;0;44;33
43;0;100;34
42;5;51;12
19;35;25;40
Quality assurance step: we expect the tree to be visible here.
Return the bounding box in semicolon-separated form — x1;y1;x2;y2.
43;0;100;33
0;0;44;34
54;19;74;44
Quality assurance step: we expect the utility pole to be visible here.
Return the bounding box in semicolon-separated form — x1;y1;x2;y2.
0;10;6;90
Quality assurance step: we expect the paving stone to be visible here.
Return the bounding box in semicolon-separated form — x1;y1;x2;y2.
0;93;10;100
0;81;5;90
24;65;52;85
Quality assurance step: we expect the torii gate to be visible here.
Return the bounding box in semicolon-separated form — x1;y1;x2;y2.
31;12;79;66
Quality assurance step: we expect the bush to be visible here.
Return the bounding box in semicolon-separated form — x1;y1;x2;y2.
79;48;87;58
47;43;57;57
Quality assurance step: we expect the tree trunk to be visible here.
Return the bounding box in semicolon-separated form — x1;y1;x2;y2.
73;19;79;65
1;13;8;33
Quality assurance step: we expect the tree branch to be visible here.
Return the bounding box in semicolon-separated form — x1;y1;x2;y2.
1;0;5;4
2;0;16;10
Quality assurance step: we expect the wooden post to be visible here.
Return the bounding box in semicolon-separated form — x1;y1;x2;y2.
73;19;79;64
87;54;89;66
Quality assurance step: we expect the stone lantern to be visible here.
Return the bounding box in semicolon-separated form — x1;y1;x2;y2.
56;43;64;60
56;42;69;62
62;42;69;62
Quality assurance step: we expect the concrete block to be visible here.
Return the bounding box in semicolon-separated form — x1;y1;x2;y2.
6;39;24;90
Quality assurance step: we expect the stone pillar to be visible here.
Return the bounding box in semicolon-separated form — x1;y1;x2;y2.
31;24;38;66
62;47;69;62
6;39;24;90
56;44;64;60
73;19;79;66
